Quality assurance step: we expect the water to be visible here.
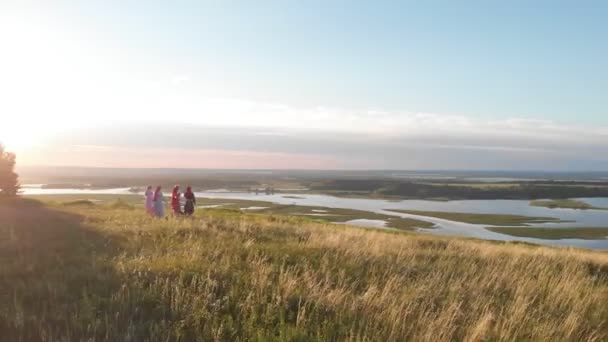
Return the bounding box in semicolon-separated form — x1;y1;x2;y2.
191;192;608;249
20;186;608;249
577;197;608;208
192;192;608;227
20;187;133;195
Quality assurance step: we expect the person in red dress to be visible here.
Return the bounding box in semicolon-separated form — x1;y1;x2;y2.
171;185;182;215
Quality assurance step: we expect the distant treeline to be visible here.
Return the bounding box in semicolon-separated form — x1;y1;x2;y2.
41;177;260;191
312;180;608;200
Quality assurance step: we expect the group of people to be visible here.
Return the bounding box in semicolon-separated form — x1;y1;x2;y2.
144;185;197;218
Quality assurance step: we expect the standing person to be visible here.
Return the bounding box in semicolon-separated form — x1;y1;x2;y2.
171;185;182;215
153;186;165;218
144;186;154;215
184;186;196;216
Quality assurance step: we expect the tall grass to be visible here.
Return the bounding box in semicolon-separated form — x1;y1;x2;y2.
1;199;607;341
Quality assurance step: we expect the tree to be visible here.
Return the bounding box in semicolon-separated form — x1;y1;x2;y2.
0;144;19;196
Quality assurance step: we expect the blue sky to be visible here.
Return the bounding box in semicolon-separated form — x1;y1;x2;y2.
1;1;607;169
52;0;608;123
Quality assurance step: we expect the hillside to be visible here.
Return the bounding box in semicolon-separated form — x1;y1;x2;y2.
1;198;607;341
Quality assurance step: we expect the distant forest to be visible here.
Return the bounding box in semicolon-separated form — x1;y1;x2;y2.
311;180;608;200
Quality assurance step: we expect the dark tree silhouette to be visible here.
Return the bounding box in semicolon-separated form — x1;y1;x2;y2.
0;144;19;196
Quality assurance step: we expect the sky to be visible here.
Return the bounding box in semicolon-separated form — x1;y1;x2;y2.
1;0;607;170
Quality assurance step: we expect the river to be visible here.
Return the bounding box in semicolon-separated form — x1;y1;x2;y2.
20;186;608;250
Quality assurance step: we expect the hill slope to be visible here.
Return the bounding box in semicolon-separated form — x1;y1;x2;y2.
1;198;607;341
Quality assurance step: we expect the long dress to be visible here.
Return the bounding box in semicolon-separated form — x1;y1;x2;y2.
145;189;154;214
154;192;165;218
184;191;196;216
171;191;182;215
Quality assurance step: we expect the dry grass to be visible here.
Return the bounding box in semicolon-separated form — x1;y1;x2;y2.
1;198;607;341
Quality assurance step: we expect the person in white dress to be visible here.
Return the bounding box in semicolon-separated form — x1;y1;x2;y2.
144;186;154;215
153;186;165;218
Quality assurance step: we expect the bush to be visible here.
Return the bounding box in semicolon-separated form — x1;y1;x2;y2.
0;144;19;196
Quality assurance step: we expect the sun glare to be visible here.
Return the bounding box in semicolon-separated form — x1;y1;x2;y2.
0;20;49;150
0;15;108;154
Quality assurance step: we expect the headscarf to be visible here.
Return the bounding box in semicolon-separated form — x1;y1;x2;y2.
184;186;194;199
154;186;161;201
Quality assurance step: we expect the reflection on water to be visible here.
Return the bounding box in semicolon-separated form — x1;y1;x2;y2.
20;186;608;250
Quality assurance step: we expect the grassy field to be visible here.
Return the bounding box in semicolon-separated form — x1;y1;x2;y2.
1;198;608;341
488;227;608;240
386;209;561;226
530;199;607;210
25;194;435;231
254;205;435;230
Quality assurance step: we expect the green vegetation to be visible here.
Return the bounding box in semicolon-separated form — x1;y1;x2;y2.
26;194;275;209
312;179;608;200
1;198;607;340
385;217;435;230
386;209;561;226
423;182;521;189
61;199;97;207
488;227;608;240
25;194;433;231
530;199;607;210
20;169;608;200
197;198;275;209
108;199;136;210
0;144;19;196
424;197;451;202
252;204;433;230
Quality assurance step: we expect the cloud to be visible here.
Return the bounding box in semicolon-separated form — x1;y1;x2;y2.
170;75;191;86
22;104;608;170
2;10;604;170
1;57;606;170
18;145;340;169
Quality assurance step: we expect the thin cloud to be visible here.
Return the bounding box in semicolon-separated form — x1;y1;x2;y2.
22;107;608;170
170;75;191;86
